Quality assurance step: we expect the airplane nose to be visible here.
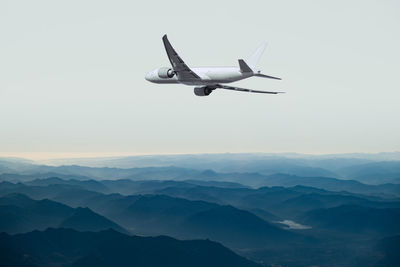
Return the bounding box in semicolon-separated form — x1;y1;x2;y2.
145;71;152;81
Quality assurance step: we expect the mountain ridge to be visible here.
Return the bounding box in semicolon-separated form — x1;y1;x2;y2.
0;228;260;267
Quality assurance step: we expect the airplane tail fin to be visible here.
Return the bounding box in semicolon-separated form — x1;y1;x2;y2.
245;42;267;71
238;59;253;73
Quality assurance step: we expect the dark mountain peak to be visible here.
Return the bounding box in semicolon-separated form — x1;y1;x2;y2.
60;206;128;234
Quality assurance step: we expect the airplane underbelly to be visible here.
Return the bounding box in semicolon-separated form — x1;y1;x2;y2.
179;68;251;86
152;80;180;84
179;78;234;86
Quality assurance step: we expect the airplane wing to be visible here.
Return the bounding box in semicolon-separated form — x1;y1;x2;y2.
215;84;284;94
162;35;201;81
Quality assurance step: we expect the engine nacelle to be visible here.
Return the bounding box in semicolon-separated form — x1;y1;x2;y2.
157;67;175;79
194;86;213;96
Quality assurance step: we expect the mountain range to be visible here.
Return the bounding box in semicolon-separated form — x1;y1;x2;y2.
1;154;400;266
0;193;127;234
2;153;400;184
0;228;260;267
299;204;400;235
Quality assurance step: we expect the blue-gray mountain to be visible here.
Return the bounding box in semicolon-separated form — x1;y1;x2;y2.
0;193;127;234
2;153;400;184
1;155;400;267
0;228;260;267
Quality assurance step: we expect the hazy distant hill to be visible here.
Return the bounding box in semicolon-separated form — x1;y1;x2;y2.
37;152;400;170
299;205;400;235
26;177;110;193
0;194;127;234
181;205;297;248
0;158;36;174
278;192;400;219
102;179;247;195
0;228;260;267
3;179;399;220
260;173;400;197
0;181;105;207
117;194;300;248
0;165;201;181
156;184;400;218
337;161;400;184
0;172;91;183
157;184;303;208
2;164;400;200
2;154;400;185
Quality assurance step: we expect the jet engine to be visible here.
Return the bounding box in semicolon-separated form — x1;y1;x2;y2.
157;67;175;78
194;86;213;96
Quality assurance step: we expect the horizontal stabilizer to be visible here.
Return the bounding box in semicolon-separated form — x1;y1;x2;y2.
254;73;281;80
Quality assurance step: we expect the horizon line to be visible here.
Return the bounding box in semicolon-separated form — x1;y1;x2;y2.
1;151;399;161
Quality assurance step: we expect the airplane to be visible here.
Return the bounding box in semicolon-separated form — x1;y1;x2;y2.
145;34;284;96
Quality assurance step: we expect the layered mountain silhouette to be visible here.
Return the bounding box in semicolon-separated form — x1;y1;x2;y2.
59;207;128;234
2;153;400;184
181;205;297;247
1;166;400;266
156;184;400;218
0;228;260;267
115;194;300;248
0;193;127;234
337;161;400;184
26;177;110;193
0;189;300;249
259;173;400;197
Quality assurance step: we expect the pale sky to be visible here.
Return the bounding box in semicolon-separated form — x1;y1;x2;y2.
1;0;400;160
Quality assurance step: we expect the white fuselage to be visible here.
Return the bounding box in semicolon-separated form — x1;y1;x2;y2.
145;66;254;86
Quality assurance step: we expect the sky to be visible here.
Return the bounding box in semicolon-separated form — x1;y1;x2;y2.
1;0;399;160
